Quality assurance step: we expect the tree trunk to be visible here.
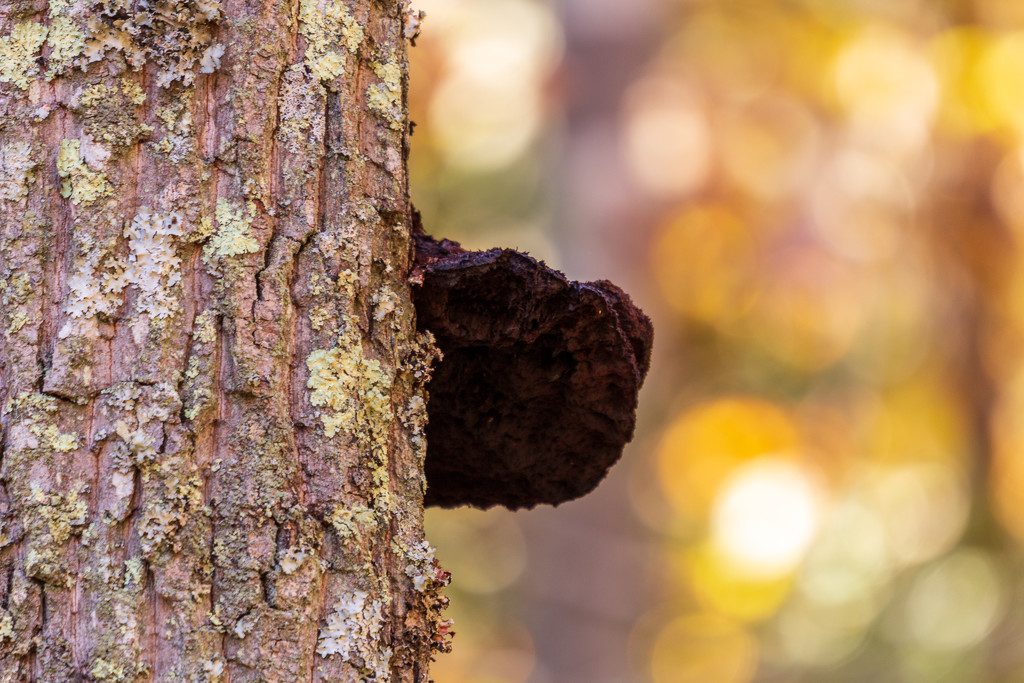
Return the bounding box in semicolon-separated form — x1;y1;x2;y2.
0;0;449;680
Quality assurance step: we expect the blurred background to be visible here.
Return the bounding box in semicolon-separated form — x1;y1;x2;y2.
409;0;1024;681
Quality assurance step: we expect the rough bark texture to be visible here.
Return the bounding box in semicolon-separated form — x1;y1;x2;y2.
0;0;450;680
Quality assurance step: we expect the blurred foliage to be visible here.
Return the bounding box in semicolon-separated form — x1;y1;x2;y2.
411;0;1024;680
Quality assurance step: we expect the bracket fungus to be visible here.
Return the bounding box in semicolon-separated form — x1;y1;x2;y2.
411;227;653;510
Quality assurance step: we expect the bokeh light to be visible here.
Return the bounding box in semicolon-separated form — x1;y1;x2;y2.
710;458;824;577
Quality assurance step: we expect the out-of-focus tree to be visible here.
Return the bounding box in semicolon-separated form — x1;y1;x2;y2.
412;0;1024;681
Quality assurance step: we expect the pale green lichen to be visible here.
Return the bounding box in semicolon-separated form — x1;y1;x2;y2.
298;0;364;82
368;59;403;131
203;198;259;264
63;208;184;333
403;540;438;592
306;319;394;440
316;589;392;679
57;139;113;205
183;311;216;422
0;22;48;90
3;271;31;334
0;141;37;202
45;16;86;80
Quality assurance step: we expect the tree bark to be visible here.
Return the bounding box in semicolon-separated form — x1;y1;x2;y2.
0;0;449;680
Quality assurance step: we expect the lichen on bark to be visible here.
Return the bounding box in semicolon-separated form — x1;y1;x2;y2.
0;0;449;680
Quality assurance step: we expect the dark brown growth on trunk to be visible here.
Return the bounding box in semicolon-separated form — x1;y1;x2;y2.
411;231;653;510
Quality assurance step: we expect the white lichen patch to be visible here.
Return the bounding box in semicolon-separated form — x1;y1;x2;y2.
57;139;113;205
298;0;364;82
45;16;86;80
0;141;37;202
123;208;186;319
279;546;310;574
203;198;259;264
372;287;399;322
306;319;394;440
316;589;391;680
0;22;48;90
403;540;438;592
368;59;403;131
83;0;224;88
63;247;126;328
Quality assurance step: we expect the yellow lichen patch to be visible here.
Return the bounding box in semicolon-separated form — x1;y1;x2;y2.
5;392;81;453
76;82;155;149
57;139;112;205
0;612;12;642
0;141;37;202
28;424;79;452
326;503;377;540
3;309;26;335
0;22;48;90
203;198;259;264
306;322;394;440
45;16;86;80
31;485;88;543
193;309;217;344
120;78;146;105
309;305;334;331
79;83;116;108
298;0;364;82
91;659;127;682
188;216;213;243
368;59;404;131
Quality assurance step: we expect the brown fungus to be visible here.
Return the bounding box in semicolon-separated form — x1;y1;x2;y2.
411;227;653;510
